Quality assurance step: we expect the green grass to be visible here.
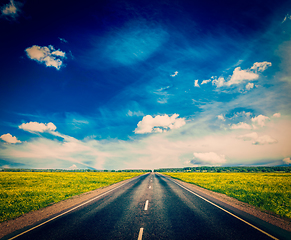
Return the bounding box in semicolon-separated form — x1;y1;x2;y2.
163;172;291;219
0;172;144;222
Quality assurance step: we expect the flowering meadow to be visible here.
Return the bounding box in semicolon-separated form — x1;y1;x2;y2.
164;172;291;219
0;172;144;222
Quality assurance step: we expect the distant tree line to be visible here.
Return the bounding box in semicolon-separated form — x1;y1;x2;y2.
2;167;290;173
0;168;152;173
154;166;291;173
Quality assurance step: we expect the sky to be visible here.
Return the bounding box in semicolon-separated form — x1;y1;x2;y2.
1;0;291;170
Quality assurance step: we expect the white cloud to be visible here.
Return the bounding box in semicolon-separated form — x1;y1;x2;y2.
0;136;109;169
127;110;144;117
273;113;281;118
0;133;21;144
157;98;168;104
245;112;251;117
201;79;211;85
1;0;19;18
19;122;57;133
154;86;171;104
170;71;178;77
226;67;259;86
213;61;271;88
237;132;277;145
283;157;291;164
240;111;251;118
212;76;225;87
229;111;251;119
253;135;278;145
191;152;226;166
237;132;259;141
217;114;225;121
51;50;65;57
25;45;66;70
246;82;254;90
1;116;291;170
134;114;186;134
194;79;200;87
250;62;272;72
230;122;252;130
153;128;164;133
251;115;270;127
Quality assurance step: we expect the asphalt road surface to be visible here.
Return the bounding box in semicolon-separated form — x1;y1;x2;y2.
4;173;291;240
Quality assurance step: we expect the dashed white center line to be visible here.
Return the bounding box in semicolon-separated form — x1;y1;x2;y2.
149;186;151;189
138;227;144;240
7;176;140;240
144;200;149;211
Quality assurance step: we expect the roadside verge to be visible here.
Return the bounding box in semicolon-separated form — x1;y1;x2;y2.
161;174;291;232
0;174;144;239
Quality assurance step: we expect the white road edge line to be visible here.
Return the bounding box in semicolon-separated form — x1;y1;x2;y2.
144;200;149;211
170;178;279;240
138;227;144;240
8;176;141;240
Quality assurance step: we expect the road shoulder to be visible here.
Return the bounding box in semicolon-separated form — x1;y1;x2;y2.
0;176;141;239
163;174;291;232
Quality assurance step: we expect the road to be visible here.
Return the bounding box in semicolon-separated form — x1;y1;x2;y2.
3;173;291;240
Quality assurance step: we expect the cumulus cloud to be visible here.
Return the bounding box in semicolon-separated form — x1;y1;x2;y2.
230;111;251;119
273;113;281;118
171;71;178;77
217;114;225;121
1;0;20;18
250;62;272;72
0;135;109;169
251;115;270;127
201;79;211;85
253;135;278;145
19;122;57;133
212;61;271;88
226;67;259;86
134;114;186;134
230;122;252;130
191;152;226;166
246;82;254;90
25;45;66;70
237;132;259;141
0;133;21;143
1;116;291;169
237;132;277;145
212;77;225;88
194;79;200;87
283;157;291;164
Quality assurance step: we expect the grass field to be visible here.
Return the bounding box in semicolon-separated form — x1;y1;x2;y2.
0;172;144;223
163;172;291;219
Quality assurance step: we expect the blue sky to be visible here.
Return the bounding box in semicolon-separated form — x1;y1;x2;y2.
1;0;291;170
